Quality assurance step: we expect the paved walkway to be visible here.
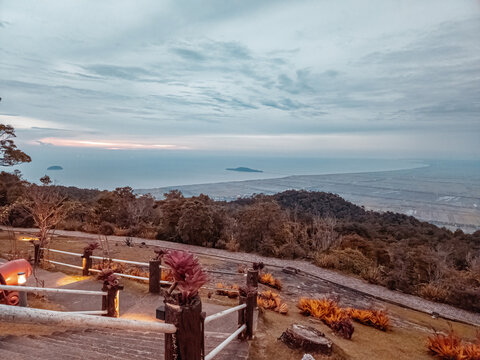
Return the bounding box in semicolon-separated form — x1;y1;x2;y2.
4;226;480;327
0;258;249;359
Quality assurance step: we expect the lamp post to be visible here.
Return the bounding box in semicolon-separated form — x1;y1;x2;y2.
17;272;27;307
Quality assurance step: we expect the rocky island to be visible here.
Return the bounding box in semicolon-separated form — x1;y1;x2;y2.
226;166;263;173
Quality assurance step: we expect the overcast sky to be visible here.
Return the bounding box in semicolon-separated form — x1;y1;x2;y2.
1;0;479;158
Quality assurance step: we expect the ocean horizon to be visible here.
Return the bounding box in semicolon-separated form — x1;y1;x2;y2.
12;150;428;190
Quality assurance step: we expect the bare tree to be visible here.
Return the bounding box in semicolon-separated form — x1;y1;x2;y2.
20;176;74;249
311;216;339;252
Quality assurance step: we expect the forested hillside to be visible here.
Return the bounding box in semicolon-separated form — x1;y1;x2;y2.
1;171;479;312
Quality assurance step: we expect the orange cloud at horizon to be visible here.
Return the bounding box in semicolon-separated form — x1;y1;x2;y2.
36;137;189;150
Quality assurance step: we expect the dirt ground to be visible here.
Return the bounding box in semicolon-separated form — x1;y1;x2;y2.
1;230;479;360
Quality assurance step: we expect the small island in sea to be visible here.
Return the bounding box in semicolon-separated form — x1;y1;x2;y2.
47;165;63;170
226;166;263;173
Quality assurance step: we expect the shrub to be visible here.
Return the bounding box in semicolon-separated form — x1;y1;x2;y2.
418;282;449;302
163;250;208;304
215;283;239;298
98;222;114;235
297;298;354;339
345;308;390;331
315;248;374;275
257;290;288;315
427;330;480;360
259;272;282;290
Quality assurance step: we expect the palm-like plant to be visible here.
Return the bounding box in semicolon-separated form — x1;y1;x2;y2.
163;250;207;304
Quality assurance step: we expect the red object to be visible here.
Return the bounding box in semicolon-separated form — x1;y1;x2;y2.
0;259;32;306
0;259;33;285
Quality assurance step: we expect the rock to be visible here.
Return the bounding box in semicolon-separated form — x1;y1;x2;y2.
282;266;298;275
279;324;332;355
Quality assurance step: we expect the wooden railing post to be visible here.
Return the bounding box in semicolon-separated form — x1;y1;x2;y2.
82;249;92;276
247;269;258;288
239;269;258;340
165;295;203;360
102;284;123;318
149;260;161;294
33;242;41;266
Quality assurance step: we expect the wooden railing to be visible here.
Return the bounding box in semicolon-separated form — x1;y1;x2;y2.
37;246;242;295
0;304;177;333
163;268;259;360
28;244;257;358
0;284;111;316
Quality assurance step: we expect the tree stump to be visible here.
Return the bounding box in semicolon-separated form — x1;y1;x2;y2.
279;324;333;355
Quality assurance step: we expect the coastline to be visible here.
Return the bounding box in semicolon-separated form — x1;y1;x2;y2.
136;161;480;233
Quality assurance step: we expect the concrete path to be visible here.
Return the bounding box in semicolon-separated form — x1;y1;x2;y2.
0;259;250;359
4;226;480;327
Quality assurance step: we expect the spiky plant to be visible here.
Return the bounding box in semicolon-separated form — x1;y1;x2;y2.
427;330;480;360
257;290;288;315
298;298;354;339
97;269;119;289
163;250;208;304
84;242;99;253
259;272;282;290
215;283;239;298
153;247;166;261
345;308;390;331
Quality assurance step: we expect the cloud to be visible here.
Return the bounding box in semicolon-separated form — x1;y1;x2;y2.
38;138;188;150
0;1;478;157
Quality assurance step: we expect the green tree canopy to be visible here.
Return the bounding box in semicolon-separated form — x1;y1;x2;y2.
0;124;31;166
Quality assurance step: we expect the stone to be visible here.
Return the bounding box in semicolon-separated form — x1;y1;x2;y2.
279;324;332;355
282;266;298;275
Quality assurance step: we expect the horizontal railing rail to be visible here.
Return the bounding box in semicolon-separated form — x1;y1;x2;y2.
42;248;83;257
204;303;246;325
205;324;247;360
64;310;108;315
0;284;106;296
43;247;241;275
46;259;83;270
0;305;177;333
40;247;247;292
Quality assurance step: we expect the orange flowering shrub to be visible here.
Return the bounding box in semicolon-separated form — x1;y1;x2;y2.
257;290;288;315
427;331;480;360
298;298;354;339
259;272;282;290
345;308;390;331
215;283;239;298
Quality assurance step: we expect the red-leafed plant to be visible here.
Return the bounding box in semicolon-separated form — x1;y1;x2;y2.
84;242;99;253
153;247;167;261
163;250;208;304
97;269;119;289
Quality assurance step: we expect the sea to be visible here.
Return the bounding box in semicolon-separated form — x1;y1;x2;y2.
11;147;428;190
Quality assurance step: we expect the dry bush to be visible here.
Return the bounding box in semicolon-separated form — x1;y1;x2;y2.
225;237;240;252
113;228;130;237
419;282;449;302
315;248;374;275
257;290;288;315
345;308;390;331
427;330;480;360
215;283;239;298
360;266;384;284
259;272;283;290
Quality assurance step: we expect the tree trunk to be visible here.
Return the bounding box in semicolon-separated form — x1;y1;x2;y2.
279;324;332;355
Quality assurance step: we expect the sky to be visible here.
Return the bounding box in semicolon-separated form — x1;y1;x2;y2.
1;0;480;162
